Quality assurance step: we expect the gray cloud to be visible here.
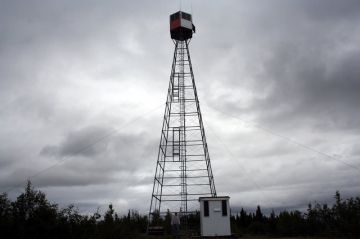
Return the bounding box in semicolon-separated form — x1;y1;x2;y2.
250;46;360;131
1;0;360;214
41;126;112;157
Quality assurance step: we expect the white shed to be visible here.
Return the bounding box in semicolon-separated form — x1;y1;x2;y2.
199;196;231;237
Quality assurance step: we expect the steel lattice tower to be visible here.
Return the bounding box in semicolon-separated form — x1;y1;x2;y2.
148;11;216;229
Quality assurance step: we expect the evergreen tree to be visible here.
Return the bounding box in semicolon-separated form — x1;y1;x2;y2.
104;204;114;224
12;180;58;239
255;205;263;222
0;193;12;237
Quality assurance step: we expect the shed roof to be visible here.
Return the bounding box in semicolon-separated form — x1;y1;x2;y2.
199;196;230;201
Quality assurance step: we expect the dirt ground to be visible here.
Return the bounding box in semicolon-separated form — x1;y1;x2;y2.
236;235;329;239
142;235;329;239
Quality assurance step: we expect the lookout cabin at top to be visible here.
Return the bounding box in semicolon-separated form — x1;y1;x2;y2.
170;11;195;41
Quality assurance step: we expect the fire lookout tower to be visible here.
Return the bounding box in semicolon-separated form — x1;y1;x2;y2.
148;11;217;231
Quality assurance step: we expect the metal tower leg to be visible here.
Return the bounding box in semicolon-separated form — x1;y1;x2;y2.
148;39;216;232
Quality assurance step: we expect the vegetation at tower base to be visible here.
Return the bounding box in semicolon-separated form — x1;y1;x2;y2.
1;181;360;238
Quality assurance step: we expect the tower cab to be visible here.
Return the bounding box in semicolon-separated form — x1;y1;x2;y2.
170;11;195;41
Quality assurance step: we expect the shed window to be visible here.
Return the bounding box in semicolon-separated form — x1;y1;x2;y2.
222;200;227;216
204;201;209;217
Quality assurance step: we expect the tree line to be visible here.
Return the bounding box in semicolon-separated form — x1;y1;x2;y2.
230;191;360;238
0;181;147;239
1;181;359;238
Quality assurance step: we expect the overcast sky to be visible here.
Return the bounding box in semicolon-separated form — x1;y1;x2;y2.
1;0;360;215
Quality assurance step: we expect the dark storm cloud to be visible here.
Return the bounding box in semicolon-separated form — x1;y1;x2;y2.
297;0;360;21
204;0;360;132
35;125;158;187
250;45;360;131
41;126;112;157
0;151;15;168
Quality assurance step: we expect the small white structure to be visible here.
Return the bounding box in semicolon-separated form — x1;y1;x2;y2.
199;196;231;237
